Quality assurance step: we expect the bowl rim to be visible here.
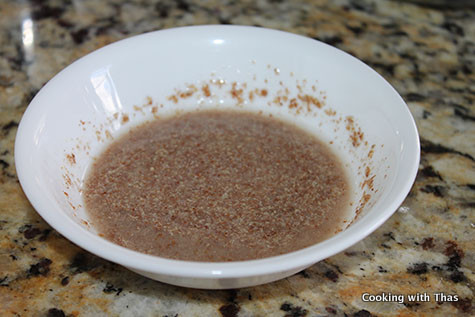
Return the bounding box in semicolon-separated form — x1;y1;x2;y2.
15;24;420;280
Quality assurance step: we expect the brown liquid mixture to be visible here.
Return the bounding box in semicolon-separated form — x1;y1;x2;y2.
84;110;350;262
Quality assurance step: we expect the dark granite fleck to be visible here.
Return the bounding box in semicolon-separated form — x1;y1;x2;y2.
382;22;397;29
103;282;123;295
462;64;472;75
407;262;428;275
56;19;74;29
2;121;18;135
95;24;113;36
324;270;339;282
346;25;363;35
28;258;53;277
388;30;408;37
331;263;343;274
444;241;464;269
462;201;475;208
314;36;343;46
70;252;101;273
403;302;421;308
219;304;240;317
24;227;42;239
381;243;391;249
399;52;415;59
405;93;426;102
14;224;27;234
155;2;170;18
218;17;232;25
280;302;308;317
227;289;238;303
298;270;310;278
411;62;426;83
448;68;458;76
467;184;475;190
421;237;434;250
420;185;444;197
176;0;190;11
7;47;25;71
412;1;475;9
441;22;464;36
432;265;443;271
31;5;65;20
378;266;388;273
348;0;374;13
0;75;14;87
0;276;8;286
420;167;442;180
449;270;466;283
421;138;475;161
47;308;66;317
383;232;395;240
447;86;466;94
344;250;371;259
366;61;395;76
39;229;51;241
22;88;40;107
454;107;475;121
71;28;89;44
0;159;9;170
451;298;473;314
354;309;372;317
60;276;69;286
326;306;337;314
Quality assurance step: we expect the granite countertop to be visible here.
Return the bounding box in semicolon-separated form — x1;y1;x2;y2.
0;0;473;316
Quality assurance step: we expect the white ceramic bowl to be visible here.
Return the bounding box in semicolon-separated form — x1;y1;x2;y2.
15;25;419;289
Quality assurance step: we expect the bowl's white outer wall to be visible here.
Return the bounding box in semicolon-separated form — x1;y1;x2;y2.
15;25;420;289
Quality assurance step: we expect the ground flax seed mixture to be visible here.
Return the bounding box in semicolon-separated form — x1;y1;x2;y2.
84;110;350;262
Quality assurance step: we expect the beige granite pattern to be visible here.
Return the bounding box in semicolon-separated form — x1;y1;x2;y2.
0;0;473;316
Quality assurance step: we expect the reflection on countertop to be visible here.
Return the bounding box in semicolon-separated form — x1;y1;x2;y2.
0;0;473;316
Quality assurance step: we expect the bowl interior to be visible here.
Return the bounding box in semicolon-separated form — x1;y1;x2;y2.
15;26;419;276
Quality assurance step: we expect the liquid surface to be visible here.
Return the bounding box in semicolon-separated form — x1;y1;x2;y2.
84;110;350;262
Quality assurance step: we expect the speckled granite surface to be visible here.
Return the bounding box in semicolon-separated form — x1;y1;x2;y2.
0;0;474;316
